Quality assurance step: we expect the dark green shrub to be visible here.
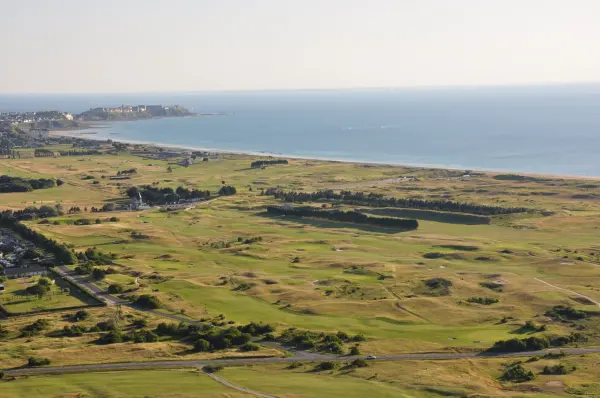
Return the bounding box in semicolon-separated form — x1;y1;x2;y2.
241;342;260;351
501;364;535;382
73;310;90;322
108;284;124;294
27;357;51;367
349;358;369;368
204;365;224;373
133;294;161;309
194;339;211;352
315;361;336;371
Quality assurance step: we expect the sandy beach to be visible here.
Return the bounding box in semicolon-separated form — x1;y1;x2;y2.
50;127;600;182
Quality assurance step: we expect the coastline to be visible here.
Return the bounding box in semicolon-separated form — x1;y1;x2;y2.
50;127;600;181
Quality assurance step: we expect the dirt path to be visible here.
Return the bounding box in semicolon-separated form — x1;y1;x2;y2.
204;369;279;398
534;278;600;307
382;285;430;322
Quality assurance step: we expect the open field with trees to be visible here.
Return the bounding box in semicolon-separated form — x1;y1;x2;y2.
2;141;600;395
0;276;94;314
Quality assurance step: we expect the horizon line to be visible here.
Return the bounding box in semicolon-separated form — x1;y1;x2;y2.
2;81;600;96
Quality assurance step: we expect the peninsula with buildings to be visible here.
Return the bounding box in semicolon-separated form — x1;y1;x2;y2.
0;104;194;131
76;104;195;121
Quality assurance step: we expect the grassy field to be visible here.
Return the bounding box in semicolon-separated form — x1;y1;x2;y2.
219;354;600;397
0;307;281;369
0;369;250;397
1;145;600;395
0;276;92;314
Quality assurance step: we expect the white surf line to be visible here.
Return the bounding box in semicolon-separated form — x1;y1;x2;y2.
534;278;600;307
204;369;279;398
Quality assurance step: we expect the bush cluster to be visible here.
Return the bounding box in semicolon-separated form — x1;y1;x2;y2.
279;329;364;354
251;159;288;168
467;297;499;305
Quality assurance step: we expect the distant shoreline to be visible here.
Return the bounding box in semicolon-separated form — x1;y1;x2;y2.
50;124;600;181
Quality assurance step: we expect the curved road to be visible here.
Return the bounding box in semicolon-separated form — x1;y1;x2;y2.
6;347;600;376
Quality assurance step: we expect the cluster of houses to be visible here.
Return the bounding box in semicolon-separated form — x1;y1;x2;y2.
86;105;171;114
0;111;73;128
0;229;50;281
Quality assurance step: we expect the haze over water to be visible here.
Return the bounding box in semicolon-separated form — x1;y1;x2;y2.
2;85;600;177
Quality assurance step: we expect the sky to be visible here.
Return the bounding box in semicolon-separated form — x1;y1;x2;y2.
1;0;599;94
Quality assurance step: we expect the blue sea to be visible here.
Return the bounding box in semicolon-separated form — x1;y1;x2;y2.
2;85;600;177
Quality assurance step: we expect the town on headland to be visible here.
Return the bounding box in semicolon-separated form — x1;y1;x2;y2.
0;104;195;132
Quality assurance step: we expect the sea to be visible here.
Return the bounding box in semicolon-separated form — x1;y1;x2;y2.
2;85;600;177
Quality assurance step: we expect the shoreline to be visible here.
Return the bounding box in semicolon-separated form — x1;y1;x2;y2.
50;128;600;181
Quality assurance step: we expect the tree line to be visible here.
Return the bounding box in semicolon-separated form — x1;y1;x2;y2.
34;149;102;157
117;168;137;176
263;188;530;216
4;204;64;220
251;159;289;168
266;206;419;230
0;149;22;159
489;332;586;353
0;175;62;193
127;186;212;205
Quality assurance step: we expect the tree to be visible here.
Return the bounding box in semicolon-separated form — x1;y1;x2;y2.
73;310;90;321
131;319;148;329
501;364;535;382
349;346;361;355
108;284;124;294
218;186;237;196
92;268;107;281
203;365;224;373
352;334;366;342
349;358;369;368
37;277;52;287
26;282;51;297
98;330;123;345
194;339;211;352
315;361;336;371
241;342;260;351
133;294;161;309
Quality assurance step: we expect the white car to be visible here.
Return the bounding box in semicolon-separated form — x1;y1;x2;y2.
366;355;377;360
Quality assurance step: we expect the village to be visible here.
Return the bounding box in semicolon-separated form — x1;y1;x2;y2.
0;111;73;127
0;228;54;296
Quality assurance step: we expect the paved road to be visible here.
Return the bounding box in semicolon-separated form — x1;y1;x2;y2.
55;266;206;325
7;347;600;376
54;266;123;306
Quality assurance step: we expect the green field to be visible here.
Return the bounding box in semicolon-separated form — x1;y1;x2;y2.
0;370;249;397
2;143;600;396
0;276;92;314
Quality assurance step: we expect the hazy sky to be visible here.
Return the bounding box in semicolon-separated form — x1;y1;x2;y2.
1;0;599;93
